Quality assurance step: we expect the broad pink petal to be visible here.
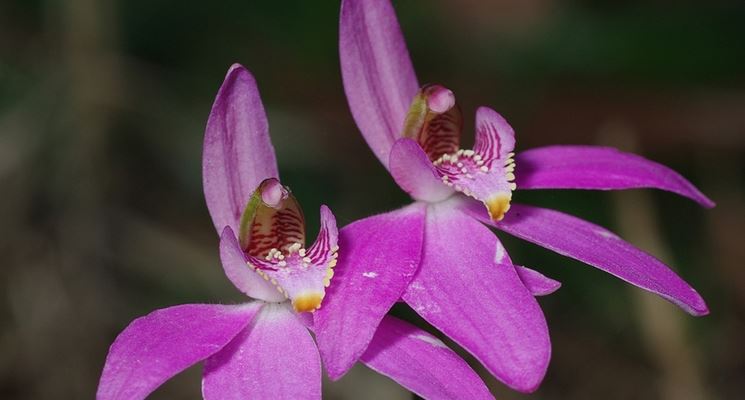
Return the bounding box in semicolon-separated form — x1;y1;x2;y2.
219;226;285;302
474;107;515;160
463;200;709;316
203;304;321;400
390;138;455;202
402;201;550;392
361;316;494;400
97;303;260;400
516;266;561;296
203;64;279;234
515;145;714;208
315;203;427;380
340;0;420;167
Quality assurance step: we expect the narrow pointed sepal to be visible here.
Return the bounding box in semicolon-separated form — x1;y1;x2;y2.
461;199;709;316
202;64;279;235
515;145;715;208
339;0;420;167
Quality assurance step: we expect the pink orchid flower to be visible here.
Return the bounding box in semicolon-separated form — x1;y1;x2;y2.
96;64;494;400
314;0;714;393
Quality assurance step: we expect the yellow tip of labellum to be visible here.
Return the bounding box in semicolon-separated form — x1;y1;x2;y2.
292;293;324;313
485;193;512;222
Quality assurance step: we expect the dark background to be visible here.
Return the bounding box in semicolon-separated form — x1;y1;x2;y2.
1;0;743;398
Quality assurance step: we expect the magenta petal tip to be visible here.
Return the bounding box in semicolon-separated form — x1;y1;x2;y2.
515;145;715;209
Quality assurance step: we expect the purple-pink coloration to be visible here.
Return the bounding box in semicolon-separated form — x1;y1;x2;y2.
361;315;493;400
400;200;550;392
515;145;714;208
515;265;562;296
315;0;713;394
98;64;493;400
314;203;426;380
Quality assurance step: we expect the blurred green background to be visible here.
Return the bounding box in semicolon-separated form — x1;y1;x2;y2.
1;0;744;399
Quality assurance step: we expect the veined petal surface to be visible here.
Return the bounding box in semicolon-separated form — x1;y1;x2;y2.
306;205;340;271
515;145;714;208
474;107;515;161
340;0;419;167
203;64;279;234
97;303;261;400
202;304;321;400
462;200;709;316
361;316;494;400
402;201;550;392
315;203;427;380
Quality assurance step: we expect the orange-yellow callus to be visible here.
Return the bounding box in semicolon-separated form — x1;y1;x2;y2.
292;293;324;313
485;193;512;222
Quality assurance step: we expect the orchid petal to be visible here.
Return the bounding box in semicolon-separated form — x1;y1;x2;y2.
515;145;714;208
315;203;426;380
306;205;339;268
474;107;515;161
516;265;561;296
462;200;709;316
390;138;455;202
340;0;419;167
360;316;494;400
402;201;550;392
219;226;285;302
97;303;260;400
203;64;279;234
203;304;321;400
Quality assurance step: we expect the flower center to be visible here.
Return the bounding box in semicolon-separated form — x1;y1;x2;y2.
238;178;338;312
402;85;517;221
434;149;516;221
248;241;338;312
